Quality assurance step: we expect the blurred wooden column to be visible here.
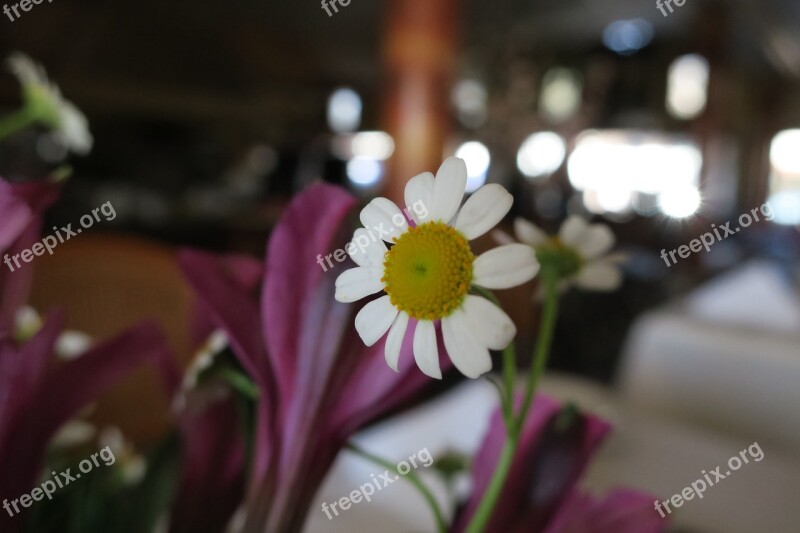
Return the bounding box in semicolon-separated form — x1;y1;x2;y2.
381;0;460;204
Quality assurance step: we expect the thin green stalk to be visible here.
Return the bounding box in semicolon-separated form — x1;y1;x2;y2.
0;107;36;142
501;343;516;423
464;428;519;533
464;272;560;533
516;273;559;428
346;443;447;533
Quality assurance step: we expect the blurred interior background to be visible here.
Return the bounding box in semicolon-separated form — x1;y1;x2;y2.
2;0;799;531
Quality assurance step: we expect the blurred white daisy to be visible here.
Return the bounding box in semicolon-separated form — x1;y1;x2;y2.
512;216;625;291
6;52;93;155
335;157;539;379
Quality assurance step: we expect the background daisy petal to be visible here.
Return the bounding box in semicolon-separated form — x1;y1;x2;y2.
348;228;388;267
514;218;549;247
354;295;398;346
431;157;467;222
359;197;408;243
455;184;513;240
575;261;623;291
442;311;492;378
559;216;589;247
473;244;540;289
491;229;516;245
413;320;442;379
334;267;384;302
576;224;616;259
404;172;435;225
462;295;516;350
384;312;409;372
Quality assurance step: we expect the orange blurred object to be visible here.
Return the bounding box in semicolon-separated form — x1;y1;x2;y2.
29;234;195;447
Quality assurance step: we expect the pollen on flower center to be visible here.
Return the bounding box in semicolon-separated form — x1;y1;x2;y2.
382;221;474;321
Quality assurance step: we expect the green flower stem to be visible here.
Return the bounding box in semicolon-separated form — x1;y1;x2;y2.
464;272;560;533
0;106;36;142
501;343;516;423
346;443;447;533
464;428;518;533
516;272;559;428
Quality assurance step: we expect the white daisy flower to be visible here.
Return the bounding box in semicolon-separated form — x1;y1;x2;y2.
335;157;539;379
513;215;624;291
6;52;93;155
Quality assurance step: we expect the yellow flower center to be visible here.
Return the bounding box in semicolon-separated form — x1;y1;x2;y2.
382;222;474;321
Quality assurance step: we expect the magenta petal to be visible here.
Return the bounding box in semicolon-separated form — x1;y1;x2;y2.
0;179;60;253
0;312;64;447
0;180;33;253
178;248;271;387
261;183;357;404
454;395;561;532
331;320;452;434
177;248;278;497
0;221;43;331
170;389;247;533
544;488;668;533
0;321;174;528
455;395;613;533
0;179;61;330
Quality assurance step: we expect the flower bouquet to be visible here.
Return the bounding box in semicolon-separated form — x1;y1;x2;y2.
0;54;666;533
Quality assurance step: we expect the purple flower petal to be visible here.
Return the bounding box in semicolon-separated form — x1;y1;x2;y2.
0;320;174;529
454;395;613;532
170;387;247;533
261;183;357;405
543;488;668;533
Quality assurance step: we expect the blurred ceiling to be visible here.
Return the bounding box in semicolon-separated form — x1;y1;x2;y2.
1;0;799;137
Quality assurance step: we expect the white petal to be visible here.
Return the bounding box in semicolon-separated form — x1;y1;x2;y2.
335;267;384;302
454;184;513;240
385;312;409;372
354;296;398;346
347;228;388;267
574;224;615;260
7;52;47;86
57;101;93;155
575;260;623;291
441;311;492;378
559;216;589;248
491;229;516;245
413;320;441;379
461;295;516;350
431;157;467;222
473;244;540;289
359;197;408;243
514;218;548;247
404;172;435;225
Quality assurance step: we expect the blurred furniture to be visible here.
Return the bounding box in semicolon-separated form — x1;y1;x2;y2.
29;233;195;446
613;260;800;532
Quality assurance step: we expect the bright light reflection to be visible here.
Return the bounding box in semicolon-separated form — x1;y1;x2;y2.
568;130;703;216
666;54;709;120
766;191;800;225
770;129;800;174
658;185;702;218
539;68;583;123
346;157;383;188
603;19;654;56
455;141;491;192
351;131;395;160
517;132;567;179
327;88;362;133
